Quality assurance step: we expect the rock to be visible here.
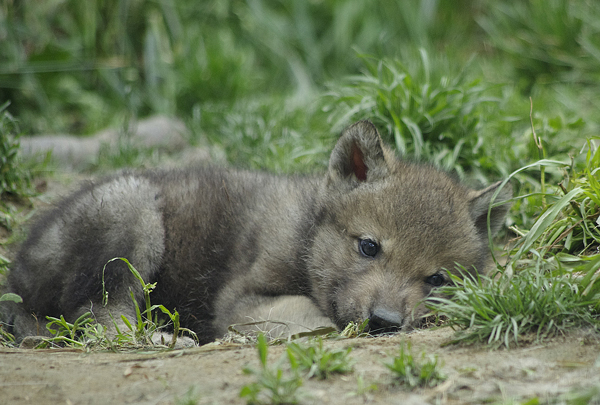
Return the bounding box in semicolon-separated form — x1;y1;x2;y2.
19;115;190;168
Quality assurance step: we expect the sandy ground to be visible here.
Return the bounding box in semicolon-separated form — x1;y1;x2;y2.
1;328;599;405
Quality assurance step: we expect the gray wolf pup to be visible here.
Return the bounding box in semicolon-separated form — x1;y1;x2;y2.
1;120;511;345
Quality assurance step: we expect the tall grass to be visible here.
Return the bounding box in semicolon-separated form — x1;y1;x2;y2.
478;0;600;89
324;50;499;180
0;0;482;135
428;140;600;347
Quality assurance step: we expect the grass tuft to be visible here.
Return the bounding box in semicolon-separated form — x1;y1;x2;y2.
324;50;497;180
385;341;445;388
240;333;303;405
286;337;354;380
429;138;600;348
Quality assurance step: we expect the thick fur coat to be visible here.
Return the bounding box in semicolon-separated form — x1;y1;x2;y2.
1;121;512;344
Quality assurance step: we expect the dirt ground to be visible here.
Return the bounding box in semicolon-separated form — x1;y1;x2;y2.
1;328;599;405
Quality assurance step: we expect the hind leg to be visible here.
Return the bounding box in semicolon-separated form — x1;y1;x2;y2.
5;175;167;342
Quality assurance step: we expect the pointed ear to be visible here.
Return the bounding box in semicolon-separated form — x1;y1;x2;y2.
327;120;391;188
469;181;513;237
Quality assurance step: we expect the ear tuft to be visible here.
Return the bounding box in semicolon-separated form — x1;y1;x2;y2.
351;142;368;181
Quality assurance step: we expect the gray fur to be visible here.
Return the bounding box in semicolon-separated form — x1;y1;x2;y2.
1;120;512;344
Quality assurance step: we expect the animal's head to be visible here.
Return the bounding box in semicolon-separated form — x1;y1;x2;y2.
308;120;512;333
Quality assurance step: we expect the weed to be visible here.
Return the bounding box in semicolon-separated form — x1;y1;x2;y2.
38;312;107;349
560;384;600;405
241;333;358;403
240;333;302;405
385;341;445;388
339;319;370;338
27;257;198;350
102;257;197;349
0;291;20;346
516;383;600;405
0;324;15;346
286;337;354;379
0;253;11;280
347;374;378;398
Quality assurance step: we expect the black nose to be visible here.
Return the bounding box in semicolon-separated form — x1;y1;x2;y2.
368;308;403;334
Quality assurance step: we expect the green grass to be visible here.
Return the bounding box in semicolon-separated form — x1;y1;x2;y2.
101;257;197;349
478;0;600;91
428;139;600;348
241;333;303;405
241;334;449;402
39;312;107;349
385;341;446;389
324;50;498;180
286;337;354;380
240;334;355;403
0;1;481;136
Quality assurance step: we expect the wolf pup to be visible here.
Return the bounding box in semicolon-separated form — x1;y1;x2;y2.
1;121;511;345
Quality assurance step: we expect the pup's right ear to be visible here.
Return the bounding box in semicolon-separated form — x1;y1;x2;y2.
326;120;391;189
468;181;513;238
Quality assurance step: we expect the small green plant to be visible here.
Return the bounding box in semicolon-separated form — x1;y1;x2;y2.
39;312;108;349
385;341;445;389
347;374;378;398
240;333;303;405
0;292;21;346
286;337;354;379
0;325;15;347
102;257;197;349
339;319;370;338
518;383;600;405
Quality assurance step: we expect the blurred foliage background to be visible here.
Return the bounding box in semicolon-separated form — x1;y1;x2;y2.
1;0;599;184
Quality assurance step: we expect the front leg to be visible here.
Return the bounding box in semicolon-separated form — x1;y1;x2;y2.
214;294;337;340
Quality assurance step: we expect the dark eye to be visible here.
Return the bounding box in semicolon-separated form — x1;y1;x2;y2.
426;273;445;287
359;238;379;258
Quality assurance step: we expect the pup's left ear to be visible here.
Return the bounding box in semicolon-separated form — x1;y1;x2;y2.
327;120;392;188
468;181;513;237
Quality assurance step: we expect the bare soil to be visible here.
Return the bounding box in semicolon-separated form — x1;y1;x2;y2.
1;328;599;404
